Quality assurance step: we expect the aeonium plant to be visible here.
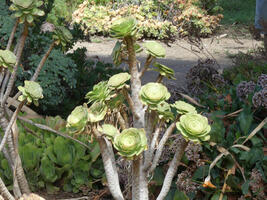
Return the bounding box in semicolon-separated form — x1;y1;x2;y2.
66;17;211;200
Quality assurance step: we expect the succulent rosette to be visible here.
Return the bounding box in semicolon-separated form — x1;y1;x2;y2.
156;101;174;121
110;17;137;38
53;26;73;47
176;114;211;143
108;72;131;90
143;41;165;58
140;82;170;109
172;101;197;115
98;124;119;140
88;102;107;123
0;50;16;72
85;81;111;103
114;128;147;159
66;105;88;134
9;0;44;24
18;81;43;106
153;62;175;80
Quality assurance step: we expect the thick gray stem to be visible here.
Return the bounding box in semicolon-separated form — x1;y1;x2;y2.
156;139;188;200
98;137;124;200
0;177;15;200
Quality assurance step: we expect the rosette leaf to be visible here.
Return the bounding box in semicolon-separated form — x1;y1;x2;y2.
85;81;111;104
18;81;43;106
176;114;211;143
114;128;147;159
111;41;123;66
10;0;44;24
0;50;16;72
53;26;73;47
153;62;175;80
143;41;165;58
108;72;131;90
88;102;107;123
110;17;137;38
140;82;170;109
98;124;119;140
66;105;88;134
172;101;197;115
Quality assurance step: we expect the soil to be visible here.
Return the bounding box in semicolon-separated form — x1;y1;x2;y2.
73;32;262;88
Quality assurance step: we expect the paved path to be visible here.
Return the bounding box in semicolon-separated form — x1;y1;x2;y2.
74;36;261;88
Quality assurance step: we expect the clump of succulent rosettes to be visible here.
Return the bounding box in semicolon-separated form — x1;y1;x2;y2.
0;49;16;72
236;81;256;100
110;17;137;38
114;128;147;159
172;100;197;114
176;114;211;143
140;82;170;109
143;41;166;58
108;72;131;89
18;81;43;106
9;0;44;24
66;105;88;134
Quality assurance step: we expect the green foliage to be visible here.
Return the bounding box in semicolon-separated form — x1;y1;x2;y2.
0;116;104;193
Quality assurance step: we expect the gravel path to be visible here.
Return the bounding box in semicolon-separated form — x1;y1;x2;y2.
73;36;262;88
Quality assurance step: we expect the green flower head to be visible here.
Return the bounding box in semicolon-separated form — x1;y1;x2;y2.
98;124;119;140
108;72;131;89
114;128;147;159
140;82;170;108
156;101;174;121
0;50;16;72
18;81;43;106
53;26;73;47
88;102;107;123
176;114;211;143
153;62;175;80
66;105;88;134
143;41;165;58
85;81;111;104
10;0;44;24
172;101;197;115
110;17;137;38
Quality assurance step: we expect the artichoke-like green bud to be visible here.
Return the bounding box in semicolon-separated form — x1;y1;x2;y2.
153;62;175;80
110;17;137;38
176;114;211;143
66;105;88;134
114;128;147;159
156;101;174;121
0;49;16;72
140;82;170;109
108;72;131;90
85;81;111;104
18;81;43;106
53;26;73;47
172;101;197;115
10;0;44;24
98;124;119;140
143;41;165;58
88;102;107;123
111;41;123;66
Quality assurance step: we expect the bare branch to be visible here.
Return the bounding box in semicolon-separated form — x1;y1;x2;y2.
149;122;177;173
6;19;19;50
156;139;188;200
122;87;139;120
116;111;126;130
139;55;153;78
0;177;15;200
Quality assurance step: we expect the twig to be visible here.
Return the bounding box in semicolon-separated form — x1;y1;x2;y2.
6;19;19;50
17;116;90;149
122;87;139;120
116;111;126;130
149;122;176;173
139;55;153;78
